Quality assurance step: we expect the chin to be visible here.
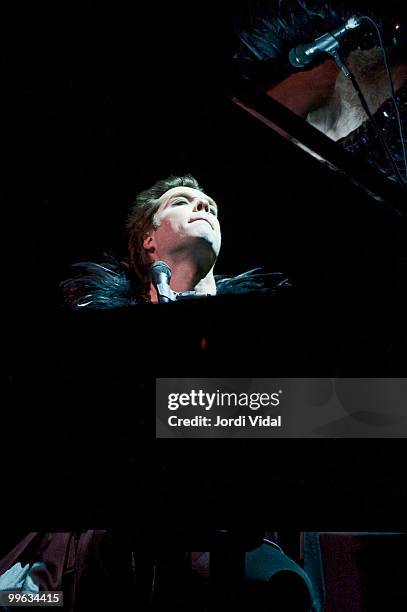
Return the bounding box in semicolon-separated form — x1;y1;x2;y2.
191;240;218;270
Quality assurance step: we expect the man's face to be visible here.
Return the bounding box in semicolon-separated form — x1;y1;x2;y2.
143;186;222;266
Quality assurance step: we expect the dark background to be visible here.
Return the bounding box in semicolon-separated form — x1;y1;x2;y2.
3;2;407;532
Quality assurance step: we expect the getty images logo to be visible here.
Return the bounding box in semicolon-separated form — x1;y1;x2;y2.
167;389;283;411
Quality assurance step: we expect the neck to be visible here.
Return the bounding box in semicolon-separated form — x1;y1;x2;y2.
149;256;217;303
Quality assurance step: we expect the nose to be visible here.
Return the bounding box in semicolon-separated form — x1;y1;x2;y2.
194;199;210;213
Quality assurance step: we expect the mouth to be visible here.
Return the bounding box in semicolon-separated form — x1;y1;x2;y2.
189;217;214;229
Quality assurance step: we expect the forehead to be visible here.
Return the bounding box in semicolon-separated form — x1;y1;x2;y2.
157;186;216;206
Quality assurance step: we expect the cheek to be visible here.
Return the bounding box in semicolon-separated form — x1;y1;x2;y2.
215;223;222;242
163;211;190;235
154;217;183;245
162;217;182;236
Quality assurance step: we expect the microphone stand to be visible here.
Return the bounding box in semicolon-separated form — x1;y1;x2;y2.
156;286;212;303
155;282;177;304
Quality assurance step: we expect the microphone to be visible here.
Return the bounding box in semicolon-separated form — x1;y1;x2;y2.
150;260;176;303
149;260;213;303
289;16;361;69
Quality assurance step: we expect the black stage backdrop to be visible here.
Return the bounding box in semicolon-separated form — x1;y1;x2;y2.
3;2;407;532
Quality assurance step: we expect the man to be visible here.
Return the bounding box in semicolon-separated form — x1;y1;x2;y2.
62;174;288;309
126;174;221;303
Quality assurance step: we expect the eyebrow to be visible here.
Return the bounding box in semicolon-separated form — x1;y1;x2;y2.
168;191;218;211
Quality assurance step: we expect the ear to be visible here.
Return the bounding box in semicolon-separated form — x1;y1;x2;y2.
142;231;155;253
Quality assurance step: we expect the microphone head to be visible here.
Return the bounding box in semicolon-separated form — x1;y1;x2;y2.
150;260;172;281
288;47;304;68
288;43;314;68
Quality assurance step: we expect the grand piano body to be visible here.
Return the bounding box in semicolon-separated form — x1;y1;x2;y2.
5;4;407;527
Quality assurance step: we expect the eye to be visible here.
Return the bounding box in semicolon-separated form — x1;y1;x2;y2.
172;199;188;206
210;206;218;217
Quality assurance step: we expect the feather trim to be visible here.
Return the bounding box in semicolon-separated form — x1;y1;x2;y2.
61;257;291;310
60;253;140;310
215;268;292;295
